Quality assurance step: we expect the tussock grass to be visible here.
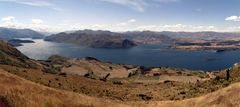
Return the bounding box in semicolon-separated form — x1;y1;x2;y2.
1;68;240;107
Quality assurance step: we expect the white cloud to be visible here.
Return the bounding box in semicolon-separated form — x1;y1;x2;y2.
207;26;215;29
117;22;128;26
31;19;43;24
0;0;52;6
1;16;18;27
1;16;15;22
100;0;146;12
52;7;64;11
0;0;64;11
128;19;136;23
136;24;217;32
0;16;239;32
117;19;136;26
99;0;179;12
225;16;240;22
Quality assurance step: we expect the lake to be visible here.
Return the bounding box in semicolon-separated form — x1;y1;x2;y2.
16;39;240;71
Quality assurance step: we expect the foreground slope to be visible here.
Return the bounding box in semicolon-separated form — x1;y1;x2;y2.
1;69;240;107
0;69;124;107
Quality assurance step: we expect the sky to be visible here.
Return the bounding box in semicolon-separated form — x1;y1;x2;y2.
0;0;240;32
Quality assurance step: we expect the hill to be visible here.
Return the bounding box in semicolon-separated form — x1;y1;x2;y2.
0;40;39;68
124;31;173;45
0;27;44;40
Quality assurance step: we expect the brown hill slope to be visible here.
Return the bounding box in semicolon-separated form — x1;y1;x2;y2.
0;40;39;68
0;69;125;107
1;68;240;107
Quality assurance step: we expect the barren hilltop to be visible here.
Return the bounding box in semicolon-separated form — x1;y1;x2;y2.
1;39;240;107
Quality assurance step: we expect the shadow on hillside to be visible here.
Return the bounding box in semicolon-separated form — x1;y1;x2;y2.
0;96;10;107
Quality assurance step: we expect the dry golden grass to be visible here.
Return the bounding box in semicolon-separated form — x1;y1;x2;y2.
1;68;240;107
0;69;128;107
128;82;240;107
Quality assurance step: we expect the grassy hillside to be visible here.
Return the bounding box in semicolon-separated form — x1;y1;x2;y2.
0;69;125;107
1;68;240;107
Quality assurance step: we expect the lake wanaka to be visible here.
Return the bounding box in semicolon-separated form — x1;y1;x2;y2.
17;39;240;71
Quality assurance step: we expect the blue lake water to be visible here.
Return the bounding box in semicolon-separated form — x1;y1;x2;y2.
16;39;240;71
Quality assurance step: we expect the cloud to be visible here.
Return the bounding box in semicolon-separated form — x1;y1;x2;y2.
0;0;64;11
0;16;238;32
0;0;52;6
52;7;65;11
1;16;15;22
99;0;179;12
1;17;29;28
136;24;217;32
117;22;127;26
128;19;136;23
117;19;137;26
1;16;18;27
225;16;240;22
31;19;43;24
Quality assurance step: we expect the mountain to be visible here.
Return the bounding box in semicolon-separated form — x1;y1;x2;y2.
159;31;240;41
45;30;240;48
126;31;240;44
45;30;136;48
0;27;44;40
124;31;173;44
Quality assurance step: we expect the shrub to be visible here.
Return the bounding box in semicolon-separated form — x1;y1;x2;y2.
44;101;54;107
59;72;67;77
43;67;58;74
138;94;152;101
0;96;10;107
109;66;113;70
84;71;96;79
164;80;172;84
153;73;161;76
112;80;123;85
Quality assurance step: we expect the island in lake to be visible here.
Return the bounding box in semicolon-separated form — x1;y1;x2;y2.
8;39;35;47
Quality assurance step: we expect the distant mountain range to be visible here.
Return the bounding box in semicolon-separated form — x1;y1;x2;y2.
1;27;240;49
0;27;44;40
124;31;173;45
44;29;240;49
45;30;137;48
158;31;240;41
